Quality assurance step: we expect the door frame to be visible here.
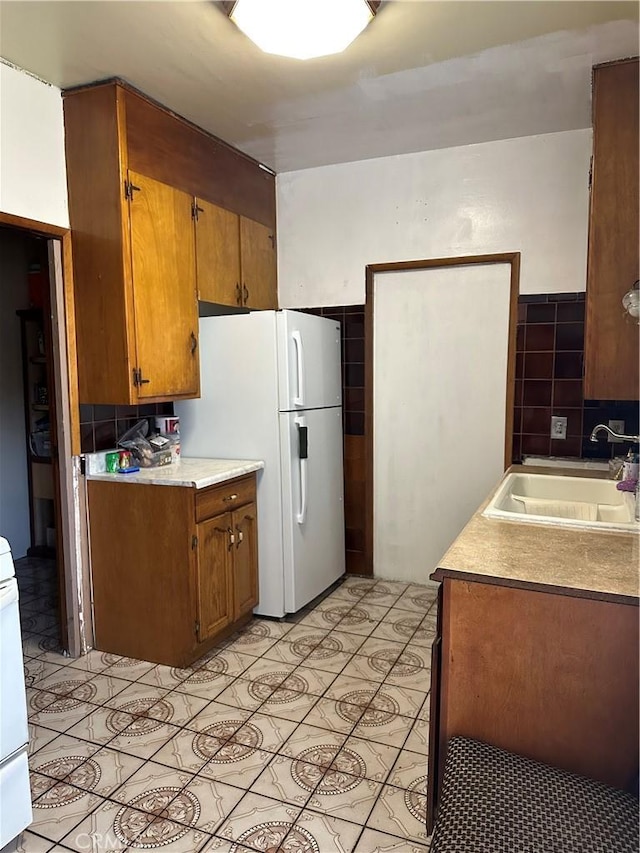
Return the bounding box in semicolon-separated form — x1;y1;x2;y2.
364;253;521;575
0;211;85;656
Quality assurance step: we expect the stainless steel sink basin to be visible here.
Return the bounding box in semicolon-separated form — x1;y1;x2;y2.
483;472;639;532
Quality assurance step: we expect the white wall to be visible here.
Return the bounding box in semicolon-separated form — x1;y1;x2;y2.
0;61;69;228
277;129;591;305
0;230;31;557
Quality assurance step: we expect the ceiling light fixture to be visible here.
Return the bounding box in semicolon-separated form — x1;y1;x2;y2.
224;0;379;61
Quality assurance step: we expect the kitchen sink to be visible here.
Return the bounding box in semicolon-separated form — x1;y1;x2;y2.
483;472;639;532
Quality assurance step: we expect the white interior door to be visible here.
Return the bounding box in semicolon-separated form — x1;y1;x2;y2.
373;264;512;582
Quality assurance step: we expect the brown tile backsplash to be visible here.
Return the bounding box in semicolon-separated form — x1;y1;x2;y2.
524;324;555;351
301;305;365;437
80;402;174;453
514;292;638;462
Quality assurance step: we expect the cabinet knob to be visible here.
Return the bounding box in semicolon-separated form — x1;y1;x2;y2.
235;526;244;548
223;494;238;502
235;283;242;306
227;527;235;551
243;284;249;305
190;331;198;355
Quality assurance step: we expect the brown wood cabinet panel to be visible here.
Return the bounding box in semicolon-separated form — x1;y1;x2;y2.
344;435;367;575
195;199;242;306
63;84;135;404
196;513;234;641
240;216;278;310
195;475;256;523
233;502;259;618
88;481;197;666
128;171;200;399
439;579;639;790
124;88;276;229
585;59;639;400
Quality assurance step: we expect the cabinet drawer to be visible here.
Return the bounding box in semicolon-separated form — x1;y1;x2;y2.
196;475;256;522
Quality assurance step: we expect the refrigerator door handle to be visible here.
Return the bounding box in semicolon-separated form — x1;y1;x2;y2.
295;416;308;524
292;331;305;407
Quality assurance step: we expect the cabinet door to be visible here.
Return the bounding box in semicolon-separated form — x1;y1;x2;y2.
232;502;259;619
239;216;277;310
196;513;234;642
129;171;200;399
195;199;242;306
585;60;639;400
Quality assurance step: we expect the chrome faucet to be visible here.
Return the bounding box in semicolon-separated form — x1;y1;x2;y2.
589;424;640;444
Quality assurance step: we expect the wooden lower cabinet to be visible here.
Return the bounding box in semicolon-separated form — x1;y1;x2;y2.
427;577;639;829
232;502;258;619
88;473;259;667
195;501;259;643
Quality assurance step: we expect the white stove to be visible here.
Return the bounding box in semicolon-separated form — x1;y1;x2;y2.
0;536;32;846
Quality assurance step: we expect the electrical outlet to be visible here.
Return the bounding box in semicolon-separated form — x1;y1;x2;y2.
551;416;567;440
608;420;625;443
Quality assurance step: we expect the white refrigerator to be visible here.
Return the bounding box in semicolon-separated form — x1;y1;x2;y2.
176;310;345;618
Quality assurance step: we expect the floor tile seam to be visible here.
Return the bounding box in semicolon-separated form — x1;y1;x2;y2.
220;787;306;847
358;681;422;733
252;753;319;811
39;670;129;703
56;795;159;851
325;741;394;788
29;767;110;806
30;746;102;786
28;693;106;723
86;759;197;824
301;790;378;831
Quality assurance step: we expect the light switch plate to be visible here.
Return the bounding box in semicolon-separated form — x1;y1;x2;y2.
608;420;625;442
551;416;567;440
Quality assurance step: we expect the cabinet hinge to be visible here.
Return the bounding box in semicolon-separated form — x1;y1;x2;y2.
132;367;150;387
194;620;200;636
191;535;198;550
124;179;141;201
192;201;204;222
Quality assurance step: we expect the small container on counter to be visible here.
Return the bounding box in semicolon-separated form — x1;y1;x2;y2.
106;451;120;474
119;450;133;470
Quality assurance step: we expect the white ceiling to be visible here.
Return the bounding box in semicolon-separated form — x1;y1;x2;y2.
0;1;637;173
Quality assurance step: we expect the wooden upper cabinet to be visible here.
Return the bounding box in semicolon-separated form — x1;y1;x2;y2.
195;199;242;306
63;79;277;404
240;216;278;310
585;59;639;401
129;172;199;398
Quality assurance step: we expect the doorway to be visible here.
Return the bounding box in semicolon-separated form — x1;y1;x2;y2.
364;254;519;579
0;221;80;654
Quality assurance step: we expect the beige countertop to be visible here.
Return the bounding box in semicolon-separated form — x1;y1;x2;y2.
86;457;264;489
432;466;639;605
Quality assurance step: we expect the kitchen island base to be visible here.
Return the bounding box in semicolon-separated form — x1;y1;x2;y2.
428;577;639;828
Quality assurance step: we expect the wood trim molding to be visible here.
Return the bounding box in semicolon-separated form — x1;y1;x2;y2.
0;211;67;238
61;233;81;457
364;253;521;575
0;212;80;456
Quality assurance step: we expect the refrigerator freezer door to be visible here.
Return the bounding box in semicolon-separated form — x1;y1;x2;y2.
277;311;342;412
280;407;345;613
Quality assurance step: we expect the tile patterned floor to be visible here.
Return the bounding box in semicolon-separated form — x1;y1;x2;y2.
10;557;437;852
